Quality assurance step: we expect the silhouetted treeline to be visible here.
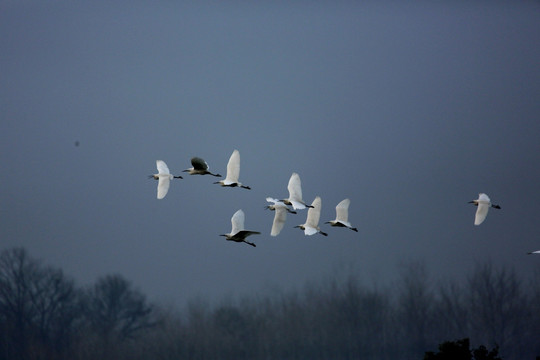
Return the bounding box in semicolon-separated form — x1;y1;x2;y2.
1;247;539;360
424;338;502;360
0;248;154;360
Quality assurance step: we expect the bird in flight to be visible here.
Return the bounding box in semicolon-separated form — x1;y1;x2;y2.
265;197;296;236
281;172;313;210
149;160;182;199
183;157;221;177
325;198;358;232
295;196;327;236
214;150;251;189
468;193;501;225
220;209;260;247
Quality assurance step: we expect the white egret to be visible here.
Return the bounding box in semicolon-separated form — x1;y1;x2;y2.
468;193;501;225
183;157;221;177
281;172;313;210
214;150;251;189
527;250;540;255
265;197;296;236
265;197;296;214
325;198;358;232
149;160;182;199
220;209;260;247
294;196;327;236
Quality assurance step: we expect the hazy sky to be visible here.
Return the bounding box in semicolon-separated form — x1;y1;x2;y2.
1;1;539;307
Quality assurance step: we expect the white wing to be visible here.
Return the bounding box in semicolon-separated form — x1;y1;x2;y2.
478;193;490;203
474;193;491;225
231;209;245;235
156;160;170;175
304;226;318;236
225;150;241;183
306;196;322;228
157;176;170;199
335;198;350;223
287;173;303;202
270;205;287;236
474;202;489;225
290;201;307;210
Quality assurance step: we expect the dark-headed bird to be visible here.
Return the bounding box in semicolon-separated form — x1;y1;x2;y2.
183;157;221;177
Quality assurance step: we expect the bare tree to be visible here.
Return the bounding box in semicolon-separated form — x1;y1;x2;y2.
434;279;469;341
396;260;435;358
83;274;154;343
467;262;529;360
0;247;80;360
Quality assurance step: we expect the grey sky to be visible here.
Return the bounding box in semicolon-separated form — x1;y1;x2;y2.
1;1;539;306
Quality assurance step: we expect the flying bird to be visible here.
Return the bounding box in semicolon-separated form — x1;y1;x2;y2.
527;250;540;255
149;160;182;199
294;196;327;236
281;172;313;210
265;197;296;214
265;197;296;236
468;193;501;225
220;209;260;247
325;198;358;232
183;157;221;177
214;150;251;189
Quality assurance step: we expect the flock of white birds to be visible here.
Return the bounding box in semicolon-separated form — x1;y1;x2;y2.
150;149;538;253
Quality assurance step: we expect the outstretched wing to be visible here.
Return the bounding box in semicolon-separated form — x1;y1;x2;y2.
335;198;350;223
191;157;209;171
474;203;489;225
306;196;322;228
231;209;245;235
156;160;170;175
157;176;170;199
236;230;261;239
478;193;490;203
225;150;241;183
271;206;287;236
287;172;303;202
